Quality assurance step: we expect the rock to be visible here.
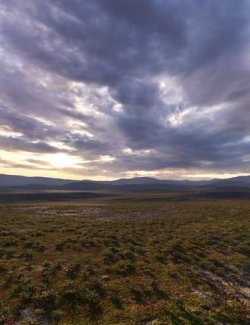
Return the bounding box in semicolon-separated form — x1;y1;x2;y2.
152;321;160;325
20;308;34;318
101;275;110;281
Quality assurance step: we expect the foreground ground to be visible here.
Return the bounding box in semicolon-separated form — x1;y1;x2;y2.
0;195;249;324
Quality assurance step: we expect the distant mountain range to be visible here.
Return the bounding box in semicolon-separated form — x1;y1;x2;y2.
1;174;250;191
0;174;71;187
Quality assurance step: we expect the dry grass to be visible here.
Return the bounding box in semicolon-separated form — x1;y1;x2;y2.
0;198;249;324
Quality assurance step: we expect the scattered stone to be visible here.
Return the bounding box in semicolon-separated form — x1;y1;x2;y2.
101;275;110;281
20;308;34;318
152;321;160;325
17;308;49;325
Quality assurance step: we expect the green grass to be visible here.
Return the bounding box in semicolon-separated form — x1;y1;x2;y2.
0;198;249;324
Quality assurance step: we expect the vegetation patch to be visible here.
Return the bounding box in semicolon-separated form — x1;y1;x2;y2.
0;199;249;324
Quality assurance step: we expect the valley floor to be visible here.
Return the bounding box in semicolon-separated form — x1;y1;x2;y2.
0;196;249;324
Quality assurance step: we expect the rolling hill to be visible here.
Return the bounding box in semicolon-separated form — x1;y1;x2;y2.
1;173;250;191
0;174;71;188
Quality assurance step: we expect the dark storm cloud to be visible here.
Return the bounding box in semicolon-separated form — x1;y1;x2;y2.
0;107;58;139
1;0;186;89
0;0;250;176
0;136;58;153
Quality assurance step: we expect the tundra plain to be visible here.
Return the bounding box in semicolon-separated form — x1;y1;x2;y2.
0;192;249;324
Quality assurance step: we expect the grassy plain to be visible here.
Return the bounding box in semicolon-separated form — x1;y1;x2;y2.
0;193;249;324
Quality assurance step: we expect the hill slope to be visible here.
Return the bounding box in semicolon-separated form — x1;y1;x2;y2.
1;173;250;190
0;174;71;187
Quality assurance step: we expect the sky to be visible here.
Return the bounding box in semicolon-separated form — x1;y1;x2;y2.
0;0;250;180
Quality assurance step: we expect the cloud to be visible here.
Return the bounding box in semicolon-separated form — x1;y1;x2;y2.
0;0;249;178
